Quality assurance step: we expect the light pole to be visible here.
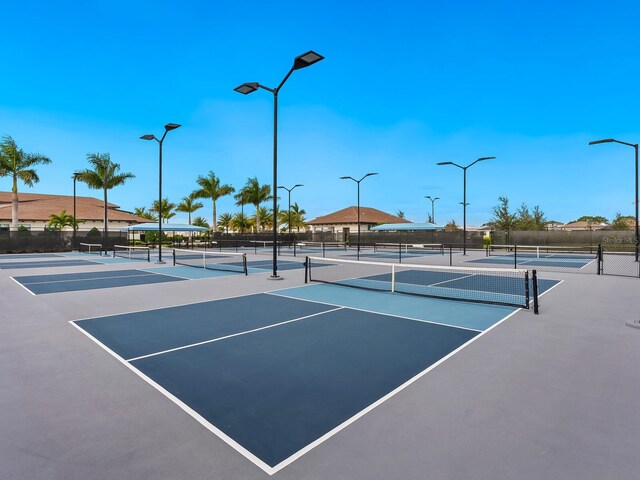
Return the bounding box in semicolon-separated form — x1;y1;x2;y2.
437;157;495;255
277;184;303;237
425;195;440;224
589;138;639;261
340;173;378;260
72;172;81;251
140;123;181;264
234;50;324;279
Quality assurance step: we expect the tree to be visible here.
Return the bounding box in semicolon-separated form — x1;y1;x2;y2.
444;219;459;231
192;216;210;229
217;213;233;233
396;210;405;219
255;205;273;231
575;215;608;229
232;212;253;233
237;177;271;231
133;207;157;221
0;135;52;231
609;212;633;230
76;153;134;240
151;198;177;223
177;193;204;225
289;202;307;232
490;196;517;234
194;171;235;234
48;210;82;230
531;205;547;230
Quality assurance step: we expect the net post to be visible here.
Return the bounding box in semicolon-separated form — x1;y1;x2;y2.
514;245;518;269
449;245;453;266
322;242;326;258
112;248;116;258
304;256;310;283
399;242;402;264
172;248;176;266
597;244;602;275
532;270;539;314
525;270;530;309
147;248;150;262
242;253;248;275
391;264;396;293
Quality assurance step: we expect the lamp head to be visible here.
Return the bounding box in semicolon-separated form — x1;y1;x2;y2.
477;156;496;161
437;162;453;166
293;50;324;70
589;139;614;145
164;123;181;131
140;134;155;141
234;82;260;95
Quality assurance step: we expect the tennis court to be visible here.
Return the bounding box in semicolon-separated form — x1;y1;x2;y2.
0;258;103;269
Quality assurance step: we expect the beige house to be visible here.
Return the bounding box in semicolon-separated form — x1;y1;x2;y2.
560;220;608;231
307;206;409;235
0;191;147;231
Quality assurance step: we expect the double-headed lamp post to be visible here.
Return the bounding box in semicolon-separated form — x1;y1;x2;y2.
425;195;440;224
72;172;82;250
437;157;495;255
277;184;303;236
234;50;324;279
589;138;639;261
340;173;378;260
140;123;181;264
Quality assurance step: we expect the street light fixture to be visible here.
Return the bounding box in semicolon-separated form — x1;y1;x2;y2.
425;195;440;224
589;138;639;261
140;123;181;264
234;50;324;279
437;157;495;255
277;184;303;236
72;172;82;251
340;173;378;260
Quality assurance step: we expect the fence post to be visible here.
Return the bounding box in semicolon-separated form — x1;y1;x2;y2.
597;244;602;275
532;270;539;314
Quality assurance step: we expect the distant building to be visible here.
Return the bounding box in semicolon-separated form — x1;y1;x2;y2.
545;220;564;230
560;220;608;231
0;191;147;231
307;206;409;236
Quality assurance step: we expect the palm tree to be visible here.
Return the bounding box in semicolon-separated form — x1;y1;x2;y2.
238;177;271;231
290;202;308;232
177;193;204;225
0;135;52;231
151;198;177;223
193;171;235;234
234;189;249;216
232;212;253;233
48;210;82;231
192;216;210;229
255;205;273;232
76;153;134;240
218;213;233;233
133;206;157;221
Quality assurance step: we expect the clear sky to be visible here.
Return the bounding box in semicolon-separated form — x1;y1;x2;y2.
2;0;639;226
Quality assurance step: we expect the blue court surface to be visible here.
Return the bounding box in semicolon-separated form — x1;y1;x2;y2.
469;255;596;269
71;283;555;474
248;258;307;272
13;269;186;294
0;258;102;269
0;253;65;259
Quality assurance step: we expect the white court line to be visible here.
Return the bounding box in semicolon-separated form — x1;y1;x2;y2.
266;291;483;333
17;272;158;286
428;273;476;287
68;321;277;475
10;277;36;295
126;307;344;362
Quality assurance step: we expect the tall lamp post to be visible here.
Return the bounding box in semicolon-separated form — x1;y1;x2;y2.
340;173;378;260
425;195;440;224
437;157;495;255
72;172;82;250
277;184;303;237
140;123;181;264
234;50;324;279
589;138;639;261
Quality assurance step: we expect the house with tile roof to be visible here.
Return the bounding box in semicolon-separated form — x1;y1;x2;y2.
0;191;147;231
307;206;409;236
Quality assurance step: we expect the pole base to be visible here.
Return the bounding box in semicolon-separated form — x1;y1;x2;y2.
155;261;166;265
625;319;640;329
268;275;284;281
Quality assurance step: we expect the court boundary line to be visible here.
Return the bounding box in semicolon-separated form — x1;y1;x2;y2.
68;321;277;475
126;307;344;362
266;291;483;333
10;276;36;295
14;271;160;286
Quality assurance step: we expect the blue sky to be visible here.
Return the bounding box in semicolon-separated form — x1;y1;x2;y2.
1;0;639;226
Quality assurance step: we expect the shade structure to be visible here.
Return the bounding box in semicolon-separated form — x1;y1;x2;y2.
120;223;208;232
370;222;443;231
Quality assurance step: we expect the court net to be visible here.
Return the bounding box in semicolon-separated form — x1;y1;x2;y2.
305;256;538;311
79;242;103;255
296;241;347;257
374;243;445;255
488;245;598;259
173;248;248;275
113;245;151;262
